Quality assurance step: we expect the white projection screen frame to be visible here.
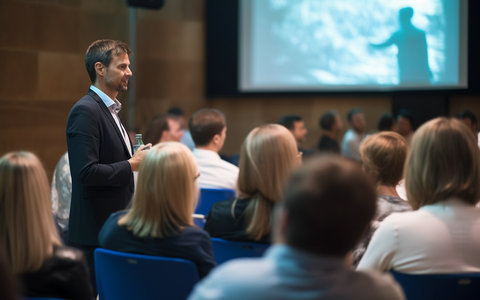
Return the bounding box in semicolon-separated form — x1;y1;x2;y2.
239;0;468;92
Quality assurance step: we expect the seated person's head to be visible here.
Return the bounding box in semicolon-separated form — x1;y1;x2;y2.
319;111;343;136
377;113;396;132
457;109;478;134
238;124;301;240
360;131;408;187
278;114;307;144
347;108;366;133
189;109;226;152
119;142;199;237
396;109;414;137
277;155;376;257
405;117;480;209
144;114;184;145
0;151;61;273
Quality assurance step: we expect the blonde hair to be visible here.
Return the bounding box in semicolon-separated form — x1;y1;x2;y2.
0;151;61;273
360;131;408;186
119;142;198;238
237;124;300;240
405;117;480;209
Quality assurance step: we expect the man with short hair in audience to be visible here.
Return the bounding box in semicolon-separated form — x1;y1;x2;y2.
341;108;366;161
168;107;196;150
317;110;343;153
278;114;313;156
189;155;405;300
144;113;184;145
395;109;415;144
189;108;239;190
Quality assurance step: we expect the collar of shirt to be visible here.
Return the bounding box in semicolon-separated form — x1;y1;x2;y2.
193;148;222;160
90;85;122;113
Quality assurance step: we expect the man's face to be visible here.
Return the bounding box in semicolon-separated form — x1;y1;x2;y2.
350;113;366;133
166;118;184;142
291;121;307;144
333;116;344;135
396;116;412;136
104;52;132;93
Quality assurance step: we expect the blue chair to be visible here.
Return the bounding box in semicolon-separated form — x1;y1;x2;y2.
195;188;235;215
391;270;480;300
210;237;269;265
94;248;199;300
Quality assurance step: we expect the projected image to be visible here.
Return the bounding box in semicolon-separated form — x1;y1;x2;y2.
240;0;466;91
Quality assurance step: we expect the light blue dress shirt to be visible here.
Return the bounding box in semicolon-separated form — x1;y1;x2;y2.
189;244;404;300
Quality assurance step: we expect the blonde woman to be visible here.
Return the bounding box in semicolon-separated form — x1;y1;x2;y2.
205;124;301;243
0;151;92;299
352;131;411;266
358;118;480;273
99;142;215;278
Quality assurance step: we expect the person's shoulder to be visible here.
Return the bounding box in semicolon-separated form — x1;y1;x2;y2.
52;246;87;265
99;211;128;242
189;258;271;299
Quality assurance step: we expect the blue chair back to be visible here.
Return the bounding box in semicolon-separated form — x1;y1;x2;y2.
210;237;269;265
94;248;199;300
391;270;480;300
195;188;235;215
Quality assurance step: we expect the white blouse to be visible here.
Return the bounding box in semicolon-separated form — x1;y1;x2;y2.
357;199;480;274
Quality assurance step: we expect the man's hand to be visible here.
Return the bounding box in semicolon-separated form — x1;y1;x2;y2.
128;143;152;171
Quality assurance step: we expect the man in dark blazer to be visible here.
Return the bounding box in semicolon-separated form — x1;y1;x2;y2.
66;39;150;288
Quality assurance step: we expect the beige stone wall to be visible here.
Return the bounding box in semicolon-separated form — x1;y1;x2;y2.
0;0;478;178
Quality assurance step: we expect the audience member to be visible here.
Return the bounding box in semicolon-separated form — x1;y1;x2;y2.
279;114;313;156
99;142;215;278
395;109;414;144
457;109;478;134
144;113;184;145
341;108;366;160
317;110;343;153
189;155;404;300
358;117;480;273
204;124;301;243
0;151;92;299
189;108;239;190
51;151;71;239
377;113;397;131
168;107;196;150
352;132;411;266
66;39;151;290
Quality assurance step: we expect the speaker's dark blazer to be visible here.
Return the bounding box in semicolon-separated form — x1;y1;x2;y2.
66;89;134;246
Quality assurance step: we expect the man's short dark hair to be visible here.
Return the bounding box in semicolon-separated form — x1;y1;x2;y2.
167;107;185;116
189;109;226;147
281;155;376;256
458;110;478;126
347;108;362;123
144;114;175;145
85;39;131;84
319;111;337;131
278;115;303;130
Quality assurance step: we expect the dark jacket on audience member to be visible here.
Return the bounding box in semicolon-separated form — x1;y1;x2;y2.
98;211;216;278
20;246;93;300
317;135;340;153
205;198;271;244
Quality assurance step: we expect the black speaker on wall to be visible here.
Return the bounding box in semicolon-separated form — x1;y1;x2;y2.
127;0;165;9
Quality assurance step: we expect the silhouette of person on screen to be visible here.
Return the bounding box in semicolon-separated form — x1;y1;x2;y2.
370;7;432;85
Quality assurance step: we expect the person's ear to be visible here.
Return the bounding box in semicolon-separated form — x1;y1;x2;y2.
94;62;106;78
212;133;221;146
